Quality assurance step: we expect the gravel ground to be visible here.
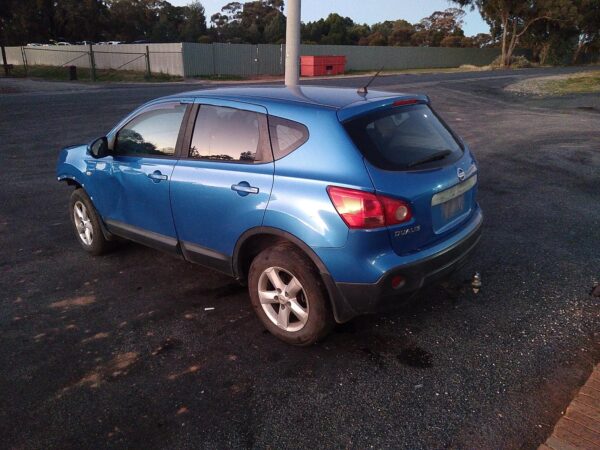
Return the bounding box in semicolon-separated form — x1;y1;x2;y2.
0;66;598;449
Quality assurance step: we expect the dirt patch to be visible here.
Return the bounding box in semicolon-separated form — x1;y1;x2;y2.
167;364;201;381
81;332;110;344
60;352;140;393
50;295;95;309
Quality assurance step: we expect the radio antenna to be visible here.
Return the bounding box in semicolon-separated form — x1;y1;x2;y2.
357;66;384;95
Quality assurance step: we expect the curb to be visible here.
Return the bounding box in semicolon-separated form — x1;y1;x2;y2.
539;364;600;450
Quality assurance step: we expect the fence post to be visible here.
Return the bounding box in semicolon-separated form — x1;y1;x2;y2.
88;43;96;81
21;46;28;76
212;43;216;76
1;44;8;76
145;46;151;79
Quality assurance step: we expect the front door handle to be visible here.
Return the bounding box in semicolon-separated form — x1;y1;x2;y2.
148;171;168;182
231;182;259;196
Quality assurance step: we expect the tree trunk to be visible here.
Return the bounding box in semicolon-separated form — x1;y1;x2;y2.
572;40;584;65
501;14;509;67
506;21;518;67
540;42;551;65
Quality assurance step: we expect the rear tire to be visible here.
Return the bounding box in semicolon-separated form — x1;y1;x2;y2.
248;243;333;346
69;189;113;256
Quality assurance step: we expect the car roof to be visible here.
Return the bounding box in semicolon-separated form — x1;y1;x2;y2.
163;86;428;120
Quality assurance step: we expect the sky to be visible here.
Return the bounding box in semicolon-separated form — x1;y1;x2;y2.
170;0;489;37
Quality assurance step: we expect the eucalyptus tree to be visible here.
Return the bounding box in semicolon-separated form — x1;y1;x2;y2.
452;0;576;66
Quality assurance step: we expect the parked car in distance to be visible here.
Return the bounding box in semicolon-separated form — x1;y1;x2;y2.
56;86;482;345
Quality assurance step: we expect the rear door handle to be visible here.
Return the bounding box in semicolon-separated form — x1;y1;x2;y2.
148;171;168;182
231;182;259;195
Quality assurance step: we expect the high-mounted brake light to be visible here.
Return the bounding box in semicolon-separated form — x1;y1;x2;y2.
327;186;412;229
393;99;419;107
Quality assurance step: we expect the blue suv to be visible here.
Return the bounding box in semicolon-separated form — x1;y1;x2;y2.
57;86;482;345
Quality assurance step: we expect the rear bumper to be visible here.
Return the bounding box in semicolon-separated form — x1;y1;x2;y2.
324;210;483;322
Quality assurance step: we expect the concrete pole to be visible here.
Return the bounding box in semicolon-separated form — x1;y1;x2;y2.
285;0;301;86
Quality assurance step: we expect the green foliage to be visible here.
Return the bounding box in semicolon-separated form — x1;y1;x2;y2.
571;0;600;63
451;0;596;66
300;9;475;48
210;1;285;44
1;0;207;45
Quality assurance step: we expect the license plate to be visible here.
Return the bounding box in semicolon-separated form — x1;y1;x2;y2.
441;194;465;220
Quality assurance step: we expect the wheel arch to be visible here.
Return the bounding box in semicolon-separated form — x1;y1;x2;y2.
232;227;356;323
62;178;83;189
68;185;115;242
233;227;330;281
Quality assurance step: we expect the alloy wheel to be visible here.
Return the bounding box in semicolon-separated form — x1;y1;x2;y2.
73;200;93;246
257;266;309;332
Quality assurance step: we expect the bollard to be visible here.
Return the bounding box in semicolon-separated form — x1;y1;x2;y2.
68;65;77;81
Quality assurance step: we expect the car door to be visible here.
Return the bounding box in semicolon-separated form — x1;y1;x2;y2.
102;101;189;251
170;99;274;273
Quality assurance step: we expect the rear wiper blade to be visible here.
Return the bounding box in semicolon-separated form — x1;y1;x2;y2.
406;149;452;168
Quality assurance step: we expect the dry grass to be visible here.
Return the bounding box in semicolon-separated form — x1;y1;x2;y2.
2;64;183;82
459;64;492;71
506;70;600;96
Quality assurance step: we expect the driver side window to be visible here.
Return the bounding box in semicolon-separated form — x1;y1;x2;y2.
115;103;187;157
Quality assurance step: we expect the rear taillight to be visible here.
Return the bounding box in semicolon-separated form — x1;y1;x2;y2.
327;186;412;229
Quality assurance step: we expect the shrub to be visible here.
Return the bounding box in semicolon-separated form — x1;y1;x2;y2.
491;54;532;68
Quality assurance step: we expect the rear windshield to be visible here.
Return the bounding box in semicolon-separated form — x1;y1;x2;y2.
343;104;463;170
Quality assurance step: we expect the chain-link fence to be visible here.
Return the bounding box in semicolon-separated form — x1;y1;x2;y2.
5;43;184;79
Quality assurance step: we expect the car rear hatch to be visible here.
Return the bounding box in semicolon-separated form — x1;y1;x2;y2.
341;99;478;255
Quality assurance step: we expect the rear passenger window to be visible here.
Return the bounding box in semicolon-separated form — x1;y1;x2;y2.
268;116;309;160
189;105;271;163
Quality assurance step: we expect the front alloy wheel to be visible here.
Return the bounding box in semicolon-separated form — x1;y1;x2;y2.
69;188;114;255
73;200;94;246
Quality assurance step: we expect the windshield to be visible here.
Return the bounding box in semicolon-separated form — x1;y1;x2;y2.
344;104;463;170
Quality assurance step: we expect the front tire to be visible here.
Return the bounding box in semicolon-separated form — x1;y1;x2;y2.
248;243;333;345
69;189;113;256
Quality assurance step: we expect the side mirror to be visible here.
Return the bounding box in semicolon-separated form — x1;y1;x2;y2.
89;136;109;158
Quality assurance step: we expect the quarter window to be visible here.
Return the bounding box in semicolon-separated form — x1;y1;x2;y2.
268;116;309;160
115;103;187;156
189;105;271;163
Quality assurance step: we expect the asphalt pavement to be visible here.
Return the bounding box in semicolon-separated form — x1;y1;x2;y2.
0;66;599;449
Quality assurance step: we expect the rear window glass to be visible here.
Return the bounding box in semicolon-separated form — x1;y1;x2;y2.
268;116;308;160
344;104;463;170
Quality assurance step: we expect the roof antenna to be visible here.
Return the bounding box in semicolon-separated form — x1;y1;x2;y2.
357;66;384;95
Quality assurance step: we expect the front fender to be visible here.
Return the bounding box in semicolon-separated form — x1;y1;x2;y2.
56;144;110;210
56;144;90;188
